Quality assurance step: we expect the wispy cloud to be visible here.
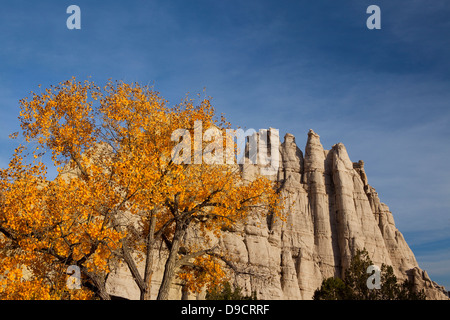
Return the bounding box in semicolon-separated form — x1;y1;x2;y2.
414;242;450;289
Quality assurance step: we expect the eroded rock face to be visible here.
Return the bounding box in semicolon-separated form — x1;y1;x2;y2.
106;129;448;300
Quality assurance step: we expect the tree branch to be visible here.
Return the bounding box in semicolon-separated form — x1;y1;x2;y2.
121;240;146;292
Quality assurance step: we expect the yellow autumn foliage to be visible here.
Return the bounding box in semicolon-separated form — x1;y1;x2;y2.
0;78;283;299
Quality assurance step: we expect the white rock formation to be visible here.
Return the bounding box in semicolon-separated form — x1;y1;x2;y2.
106;129;448;300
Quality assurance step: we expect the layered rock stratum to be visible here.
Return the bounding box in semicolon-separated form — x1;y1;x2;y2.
106;129;448;300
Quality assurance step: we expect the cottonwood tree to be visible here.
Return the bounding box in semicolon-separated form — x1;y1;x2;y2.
0;79;282;300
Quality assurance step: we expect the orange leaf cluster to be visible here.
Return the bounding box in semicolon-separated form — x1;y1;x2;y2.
0;78;284;299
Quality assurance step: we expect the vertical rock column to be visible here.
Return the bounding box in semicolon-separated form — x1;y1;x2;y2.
303;130;337;280
277;133;306;299
331;143;364;271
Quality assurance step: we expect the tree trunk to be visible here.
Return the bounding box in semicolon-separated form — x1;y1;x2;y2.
157;219;185;300
122;241;146;292
141;213;156;300
81;266;111;300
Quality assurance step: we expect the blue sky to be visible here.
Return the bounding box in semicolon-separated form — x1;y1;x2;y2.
0;0;449;290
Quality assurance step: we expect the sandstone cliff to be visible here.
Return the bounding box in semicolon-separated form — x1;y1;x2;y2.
106;129;448;300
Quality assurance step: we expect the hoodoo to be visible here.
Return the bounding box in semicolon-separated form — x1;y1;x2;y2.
106;129;448;300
